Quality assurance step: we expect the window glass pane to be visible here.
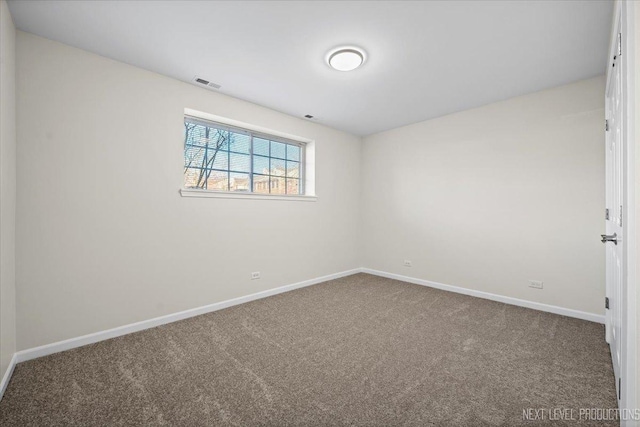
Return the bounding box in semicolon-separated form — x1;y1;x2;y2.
206;170;229;191
271;141;286;159
229;133;251;154
211;150;228;170
229;172;250;192
286;161;299;178
253;138;269;156
286;179;300;195
270;158;285;176
184;168;228;190
229;152;250;173
207;129;230;151
184;145;205;168
270;176;286;195
185;123;208;147
286;144;300;161
253;174;270;194
184;167;202;189
253;155;269;174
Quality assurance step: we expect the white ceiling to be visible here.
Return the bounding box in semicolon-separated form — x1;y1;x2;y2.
8;0;613;136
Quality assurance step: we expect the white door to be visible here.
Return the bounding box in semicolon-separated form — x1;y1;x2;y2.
604;27;623;401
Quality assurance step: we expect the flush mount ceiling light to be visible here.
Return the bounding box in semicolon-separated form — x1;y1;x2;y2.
327;47;366;71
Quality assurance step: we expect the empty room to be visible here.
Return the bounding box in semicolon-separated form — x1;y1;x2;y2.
0;0;639;425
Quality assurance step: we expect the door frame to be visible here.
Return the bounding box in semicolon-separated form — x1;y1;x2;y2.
607;0;637;422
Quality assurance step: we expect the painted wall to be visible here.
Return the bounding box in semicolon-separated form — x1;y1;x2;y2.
13;30;607;352
361;77;605;316
15;32;361;350
0;0;16;381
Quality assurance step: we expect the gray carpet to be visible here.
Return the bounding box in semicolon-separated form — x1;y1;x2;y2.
0;273;617;426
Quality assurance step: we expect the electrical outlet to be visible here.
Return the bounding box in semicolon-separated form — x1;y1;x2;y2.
251;272;260;280
528;280;543;289
403;260;412;267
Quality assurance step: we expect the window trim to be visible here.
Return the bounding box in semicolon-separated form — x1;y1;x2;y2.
179;187;317;201
182;111;313;199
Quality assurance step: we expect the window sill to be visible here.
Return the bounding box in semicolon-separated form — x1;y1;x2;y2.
179;188;317;201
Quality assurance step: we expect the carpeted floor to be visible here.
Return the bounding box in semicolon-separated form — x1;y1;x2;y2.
0;273;617;426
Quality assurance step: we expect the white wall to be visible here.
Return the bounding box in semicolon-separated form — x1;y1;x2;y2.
361;77;605;316
13;29;607;352
15;32;361;350
0;0;16;380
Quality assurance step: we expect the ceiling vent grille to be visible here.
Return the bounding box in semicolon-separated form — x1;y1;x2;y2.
192;76;221;90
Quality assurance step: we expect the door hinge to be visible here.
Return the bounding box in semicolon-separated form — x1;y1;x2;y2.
605;119;609;132
618;33;622;57
620;205;623;227
605;208;610;220
613;33;622;67
605;297;609;309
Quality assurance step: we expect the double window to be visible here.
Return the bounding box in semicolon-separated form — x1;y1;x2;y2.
183;116;304;195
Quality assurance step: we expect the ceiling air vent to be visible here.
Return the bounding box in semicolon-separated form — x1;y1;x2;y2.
192;76;221;90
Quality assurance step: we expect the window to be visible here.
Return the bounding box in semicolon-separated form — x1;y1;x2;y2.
183;116;304;195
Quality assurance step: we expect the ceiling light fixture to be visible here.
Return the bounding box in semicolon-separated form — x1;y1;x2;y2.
327;47;365;71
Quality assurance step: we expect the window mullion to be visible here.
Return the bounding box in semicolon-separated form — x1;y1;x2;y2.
249;133;254;193
204;128;209;190
300;144;305;195
268;140;272;194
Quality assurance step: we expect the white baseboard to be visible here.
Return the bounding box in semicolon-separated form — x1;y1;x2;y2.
0;353;17;401
15;268;361;364
361;268;605;324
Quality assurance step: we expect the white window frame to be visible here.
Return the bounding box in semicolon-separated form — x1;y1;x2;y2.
180;109;316;201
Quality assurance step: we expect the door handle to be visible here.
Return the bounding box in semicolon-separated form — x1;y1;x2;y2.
601;233;618;245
